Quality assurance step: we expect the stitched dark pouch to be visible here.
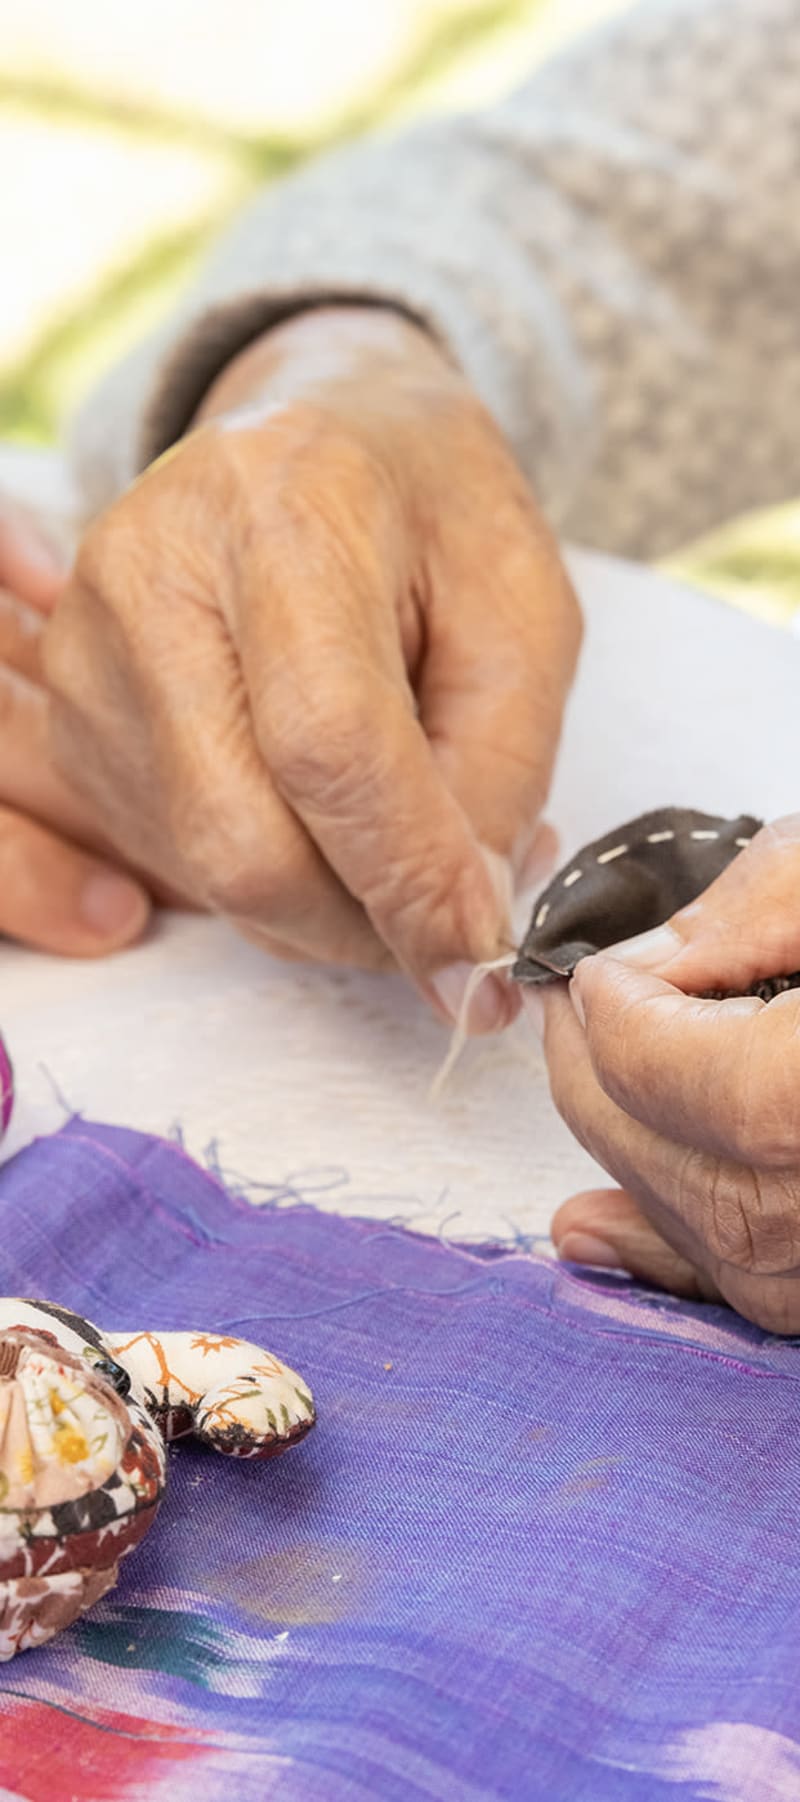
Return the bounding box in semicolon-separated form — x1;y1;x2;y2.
514;807;766;988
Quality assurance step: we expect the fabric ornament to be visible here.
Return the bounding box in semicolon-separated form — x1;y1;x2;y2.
0;1298;315;1660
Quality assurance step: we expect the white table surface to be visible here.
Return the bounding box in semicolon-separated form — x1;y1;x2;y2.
0;487;798;1244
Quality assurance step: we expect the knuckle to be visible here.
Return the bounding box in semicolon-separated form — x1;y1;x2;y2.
203;859;274;919
371;851;457;935
166;783;293;920
182;831;272;918
695;1155;799;1274
359;817;498;966
726;1028;800;1169
704;1158;758;1267
72;455;214;622
268;680;388;806
729;1097;800;1169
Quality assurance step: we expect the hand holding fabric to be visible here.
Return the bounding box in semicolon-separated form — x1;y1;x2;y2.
537;816;800;1330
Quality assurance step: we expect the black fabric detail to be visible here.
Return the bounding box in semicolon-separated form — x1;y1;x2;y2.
514;808;762;985
22;1298;106;1354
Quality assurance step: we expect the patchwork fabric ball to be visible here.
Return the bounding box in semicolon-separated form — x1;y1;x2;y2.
0;1298;315;1659
0;1321;165;1659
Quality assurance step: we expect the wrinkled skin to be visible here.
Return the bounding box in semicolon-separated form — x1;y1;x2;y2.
532;817;800;1332
44;306;580;1027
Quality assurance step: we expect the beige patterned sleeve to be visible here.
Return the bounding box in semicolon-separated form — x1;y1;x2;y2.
69;0;800;559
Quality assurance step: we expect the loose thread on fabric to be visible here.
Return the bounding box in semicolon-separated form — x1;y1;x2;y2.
429;953;518;1101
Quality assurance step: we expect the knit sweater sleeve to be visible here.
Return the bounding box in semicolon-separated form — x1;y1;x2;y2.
69;0;800;558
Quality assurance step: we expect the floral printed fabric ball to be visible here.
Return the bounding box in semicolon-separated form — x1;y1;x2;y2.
0;1309;165;1659
0;1299;315;1660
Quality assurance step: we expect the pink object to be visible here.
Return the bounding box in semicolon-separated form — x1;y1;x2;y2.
0;1034;13;1136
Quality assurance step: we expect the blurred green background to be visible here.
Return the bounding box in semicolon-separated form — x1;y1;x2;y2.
2;0;798;624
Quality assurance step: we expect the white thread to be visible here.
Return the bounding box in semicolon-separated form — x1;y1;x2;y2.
431;822;755;1105
429;953;517;1101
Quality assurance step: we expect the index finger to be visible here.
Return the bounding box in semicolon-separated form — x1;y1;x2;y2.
573;954;800;1168
236;486;511;986
417;486;581;868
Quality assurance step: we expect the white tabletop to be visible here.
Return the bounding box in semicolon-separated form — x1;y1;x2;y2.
1;537;798;1245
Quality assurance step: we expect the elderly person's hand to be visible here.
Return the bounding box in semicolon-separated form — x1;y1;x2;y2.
44;306;580;1028
533;816;800;1332
0;507;150;954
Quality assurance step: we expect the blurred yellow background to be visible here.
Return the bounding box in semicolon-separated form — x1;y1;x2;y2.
1;0;798;622
0;0;623;440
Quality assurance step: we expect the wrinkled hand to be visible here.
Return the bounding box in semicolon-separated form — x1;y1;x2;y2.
0;506;149;955
45;307;580;1026
532;816;800;1331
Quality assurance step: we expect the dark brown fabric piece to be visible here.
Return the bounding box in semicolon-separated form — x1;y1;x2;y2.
514;808;763;987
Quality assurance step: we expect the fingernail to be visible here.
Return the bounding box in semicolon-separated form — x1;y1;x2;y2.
521;988;545;1039
569;976;586;1027
81;870;148;938
607;924;682;969
431;962;510;1033
556;1231;625;1269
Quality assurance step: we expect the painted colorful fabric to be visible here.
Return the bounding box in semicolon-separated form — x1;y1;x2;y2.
0;1299;314;1660
0;1118;800;1799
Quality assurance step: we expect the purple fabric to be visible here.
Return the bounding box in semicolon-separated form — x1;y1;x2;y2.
0;1118;799;1800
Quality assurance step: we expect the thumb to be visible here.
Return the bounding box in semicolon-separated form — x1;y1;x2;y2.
602;815;800;994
